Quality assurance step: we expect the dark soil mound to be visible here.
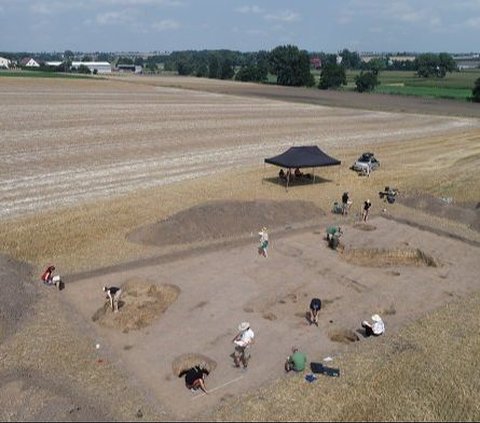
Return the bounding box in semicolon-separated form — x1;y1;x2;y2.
398;193;480;231
128;200;325;247
0;254;36;343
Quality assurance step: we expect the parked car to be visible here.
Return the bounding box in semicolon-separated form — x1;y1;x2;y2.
351;152;380;173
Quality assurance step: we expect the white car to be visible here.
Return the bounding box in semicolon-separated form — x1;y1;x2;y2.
352;152;380;172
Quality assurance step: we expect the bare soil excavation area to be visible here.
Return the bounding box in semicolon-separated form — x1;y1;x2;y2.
63;203;480;420
0;76;479;421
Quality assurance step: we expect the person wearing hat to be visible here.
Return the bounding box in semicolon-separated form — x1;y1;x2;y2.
285;346;307;373
258;227;269;258
361;314;385;337
103;285;122;312
232;322;255;368
362;199;372;222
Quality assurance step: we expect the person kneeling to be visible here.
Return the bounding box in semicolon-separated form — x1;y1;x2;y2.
284;347;307;373
184;366;209;394
361;314;385;337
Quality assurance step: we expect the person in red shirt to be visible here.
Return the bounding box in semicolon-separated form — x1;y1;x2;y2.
41;265;55;285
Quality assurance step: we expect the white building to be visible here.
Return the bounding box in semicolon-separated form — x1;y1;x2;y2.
0;57;11;68
45;61;63;67
21;58;40;67
71;61;111;74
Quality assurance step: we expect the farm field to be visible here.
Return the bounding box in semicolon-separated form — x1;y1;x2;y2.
345;69;480;100
0;75;479;421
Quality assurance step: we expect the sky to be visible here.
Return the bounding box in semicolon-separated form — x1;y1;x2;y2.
1;0;479;54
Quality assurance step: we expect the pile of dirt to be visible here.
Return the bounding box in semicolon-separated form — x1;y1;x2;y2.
328;328;360;344
172;353;217;377
398;193;480;231
92;278;180;333
342;248;438;267
127;200;325;247
352;223;377;231
0;254;35;343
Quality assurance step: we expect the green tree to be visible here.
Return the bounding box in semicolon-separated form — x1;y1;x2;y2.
415;53;456;78
318;63;346;89
235;64;267;82
355;71;379;92
195;60;208;77
77;64;92;74
219;57;234;79
117;56;134;65
415;53;438;77
208;54;219;79
176;58;193;75
269;45;315;87
365;57;386;75
438;53;457;74
62;50;74;73
64;50;74;60
145;62;157;73
471;77;480;102
339;49;361;69
96;53;109;62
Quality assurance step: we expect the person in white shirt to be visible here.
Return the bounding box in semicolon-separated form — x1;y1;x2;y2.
258;227;269;258
103;286;122;312
232;322;255;368
362;314;385;337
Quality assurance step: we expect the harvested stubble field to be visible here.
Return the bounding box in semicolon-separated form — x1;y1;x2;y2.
0;75;480;422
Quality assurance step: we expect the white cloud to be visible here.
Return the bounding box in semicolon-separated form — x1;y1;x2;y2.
235;5;263;14
29;3;53;15
245;28;267;36
152;19;180;31
98;0;183;5
28;1;80;15
465;16;480;28
264;10;300;22
96;9;136;25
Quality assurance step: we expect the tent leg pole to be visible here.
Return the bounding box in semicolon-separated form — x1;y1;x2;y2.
313;168;315;183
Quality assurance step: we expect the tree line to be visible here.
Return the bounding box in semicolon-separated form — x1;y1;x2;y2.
2;47;479;100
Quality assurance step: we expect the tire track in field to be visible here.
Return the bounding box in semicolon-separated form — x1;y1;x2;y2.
0;142;291;219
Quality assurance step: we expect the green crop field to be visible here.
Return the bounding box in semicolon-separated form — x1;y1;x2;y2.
346;69;480;101
373;85;471;100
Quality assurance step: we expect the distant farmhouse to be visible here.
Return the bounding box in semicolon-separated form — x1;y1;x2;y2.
115;64;143;74
71;61;111;74
0;56;11;68
453;54;480;70
45;61;112;74
310;57;321;70
360;54;416;64
20;57;40;67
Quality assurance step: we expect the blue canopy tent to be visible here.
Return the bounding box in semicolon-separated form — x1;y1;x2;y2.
264;146;341;191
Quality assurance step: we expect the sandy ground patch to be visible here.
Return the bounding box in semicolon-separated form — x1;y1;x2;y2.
92;279;180;333
60;213;480;420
